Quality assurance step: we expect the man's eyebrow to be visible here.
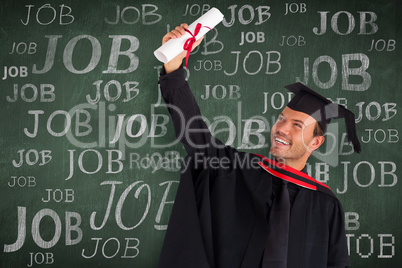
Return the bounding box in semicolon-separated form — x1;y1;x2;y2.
279;113;306;125
293;119;306;126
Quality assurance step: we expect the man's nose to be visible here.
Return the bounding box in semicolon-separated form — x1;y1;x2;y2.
276;122;291;135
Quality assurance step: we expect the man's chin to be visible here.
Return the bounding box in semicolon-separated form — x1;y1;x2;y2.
270;147;287;158
268;151;288;166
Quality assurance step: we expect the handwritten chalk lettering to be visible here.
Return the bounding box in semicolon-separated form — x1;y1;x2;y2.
23;110;65;138
304;162;329;184
105;4;162;25
224;51;281;76
6;84;55;103
239;31;265;46
32;35;139;75
194;60;222;72
362;129;399;143
355;102;397;123
89;181;150;231
21;4;74;26
74;104;92;134
71;102;105;147
12;149;52;168
42;189;74;203
27;252;54;267
313;11;378;35
378;234;396;258
65;149;123;181
337;161;397;194
335;97;348;107
310;132;354;159
148;114;171;140
207;117;234;147
339;133;357;156
201;85;241;100
2;66;28;80
8;176;36;188
345;212;360;231
153;65;164;107
284;3;307;15
155;181;178;230
23;104;171;149
237;119;269;149
24;107;104;140
262;92;294;113
168;108;269;149
106;34;139;73
296;54;371;91
81;238;140;259
30;209;62;250
109;112;163;145
124;105;274;152
200;28;224;56
222;5;271;27
24;110;72;138
3;207;82;252
346;234;395;259
115;181;149;231
279;35;306;46
63;35;100;74
87;80;139;104
9;42;37;55
24;105;98;141
182;4;211;16
31;35;61;74
368;39;396;52
310;132;353;162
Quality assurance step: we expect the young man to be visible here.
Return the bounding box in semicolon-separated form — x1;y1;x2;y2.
158;24;360;268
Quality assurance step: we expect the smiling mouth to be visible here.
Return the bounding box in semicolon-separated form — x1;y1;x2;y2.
275;136;291;145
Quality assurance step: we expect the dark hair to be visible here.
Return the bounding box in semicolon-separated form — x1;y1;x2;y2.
313;122;324;137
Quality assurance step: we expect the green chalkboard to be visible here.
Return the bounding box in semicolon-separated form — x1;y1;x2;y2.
0;0;401;267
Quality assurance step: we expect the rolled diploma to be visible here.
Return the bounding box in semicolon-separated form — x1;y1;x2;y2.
154;7;224;63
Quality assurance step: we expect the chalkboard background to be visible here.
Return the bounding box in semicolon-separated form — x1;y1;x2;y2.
0;0;401;267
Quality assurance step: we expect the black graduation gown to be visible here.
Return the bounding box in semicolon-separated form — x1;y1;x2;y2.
157;67;350;268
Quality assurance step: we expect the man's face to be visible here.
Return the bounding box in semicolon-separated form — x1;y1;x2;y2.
270;106;322;166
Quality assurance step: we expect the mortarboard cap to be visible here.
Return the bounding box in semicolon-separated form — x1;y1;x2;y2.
285;82;361;153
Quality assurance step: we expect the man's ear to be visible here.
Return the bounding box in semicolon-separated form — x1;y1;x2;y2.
310;135;325;152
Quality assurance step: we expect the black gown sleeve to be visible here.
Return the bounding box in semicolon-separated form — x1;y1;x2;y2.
158;66;247;268
327;199;350;268
159;66;225;157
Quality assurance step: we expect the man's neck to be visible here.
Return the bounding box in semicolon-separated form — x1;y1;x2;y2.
278;158;307;171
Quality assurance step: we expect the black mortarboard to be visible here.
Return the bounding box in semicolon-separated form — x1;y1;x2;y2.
285;82;361;153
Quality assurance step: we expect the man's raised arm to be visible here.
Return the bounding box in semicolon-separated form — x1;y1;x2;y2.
158;24;224;156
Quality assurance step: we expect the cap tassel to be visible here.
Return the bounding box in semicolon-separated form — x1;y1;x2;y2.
344;110;361;153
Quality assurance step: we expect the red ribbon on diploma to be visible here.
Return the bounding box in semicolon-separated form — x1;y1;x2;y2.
183;23;211;69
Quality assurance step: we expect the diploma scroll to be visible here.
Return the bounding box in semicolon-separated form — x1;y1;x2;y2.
154;7;224;63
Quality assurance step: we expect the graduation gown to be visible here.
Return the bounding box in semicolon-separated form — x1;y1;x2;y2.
157;67;350;268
